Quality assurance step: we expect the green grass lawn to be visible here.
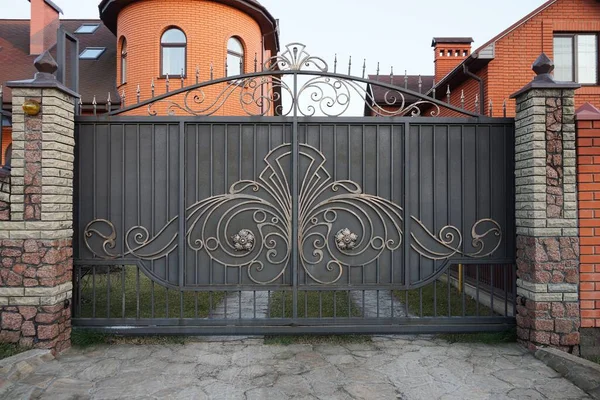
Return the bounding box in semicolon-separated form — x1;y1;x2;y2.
71;328;186;347
437;330;517;344
394;276;495;317
77;266;224;319
264;335;372;345
268;290;362;318
0;343;30;360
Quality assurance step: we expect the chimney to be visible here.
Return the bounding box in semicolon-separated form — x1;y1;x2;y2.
432;37;473;83
29;0;63;55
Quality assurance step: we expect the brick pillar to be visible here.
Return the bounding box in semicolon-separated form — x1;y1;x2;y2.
0;52;78;354
575;103;600;357
511;54;581;353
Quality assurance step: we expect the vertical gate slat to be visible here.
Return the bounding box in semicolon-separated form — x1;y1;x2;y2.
178;121;185;288
403;121;411;300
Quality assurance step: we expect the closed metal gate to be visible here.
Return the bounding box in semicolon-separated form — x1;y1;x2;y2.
73;44;516;334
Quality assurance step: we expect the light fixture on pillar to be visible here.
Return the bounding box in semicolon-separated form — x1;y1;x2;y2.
22;99;41;116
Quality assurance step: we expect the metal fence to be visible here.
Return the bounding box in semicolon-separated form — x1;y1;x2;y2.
73;117;515;334
72;43;516;334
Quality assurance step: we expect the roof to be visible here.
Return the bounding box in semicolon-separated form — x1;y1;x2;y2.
368;75;435;103
0;19;118;107
431;37;474;47
428;0;559;98
98;0;280;52
364;75;435;115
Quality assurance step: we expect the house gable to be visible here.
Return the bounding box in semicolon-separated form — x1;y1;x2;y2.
428;0;600;116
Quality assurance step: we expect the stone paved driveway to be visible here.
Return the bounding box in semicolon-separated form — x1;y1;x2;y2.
0;335;590;399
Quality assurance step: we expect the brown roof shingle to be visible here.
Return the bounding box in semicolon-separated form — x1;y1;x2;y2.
0;19;117;107
367;75;435;104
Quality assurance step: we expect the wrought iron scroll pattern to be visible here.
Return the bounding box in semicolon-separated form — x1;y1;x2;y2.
84;143;503;287
135;42;470;118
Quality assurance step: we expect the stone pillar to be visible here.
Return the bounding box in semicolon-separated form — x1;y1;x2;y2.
0;173;8;220
0;52;78;354
511;54;581;353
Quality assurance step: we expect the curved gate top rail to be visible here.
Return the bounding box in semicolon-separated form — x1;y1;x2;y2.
104;42;481;118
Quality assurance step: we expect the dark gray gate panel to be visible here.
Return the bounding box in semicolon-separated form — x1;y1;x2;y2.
406;122;514;290
74;117;516;334
182;122;293;287
297;123;405;287
77;122;182;287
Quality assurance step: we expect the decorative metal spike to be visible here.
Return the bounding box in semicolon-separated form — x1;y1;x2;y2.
210;63;214;80
404;70;408;89
446;85;451;104
334;54;337;74
136;84;141;103
0;85;3;107
181;69;184;88
225;59;228;78
390;66;394;85
432;79;436;98
333;53;337;74
92;95;97;116
503;99;507;117
348;56;352;76
151;78;155;98
475;94;479;114
489;99;493;117
166;74;170;93
239;58;243;75
106;92;111;112
362;59;366;79
376;62;380;81
254;53;258;73
460;90;465;109
196;66;199;84
77;97;82;115
121;89;126;108
418;75;422;94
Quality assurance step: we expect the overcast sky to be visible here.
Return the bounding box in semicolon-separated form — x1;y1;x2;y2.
7;0;546;77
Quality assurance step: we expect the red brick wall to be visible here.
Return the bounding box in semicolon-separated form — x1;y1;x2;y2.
577;114;600;328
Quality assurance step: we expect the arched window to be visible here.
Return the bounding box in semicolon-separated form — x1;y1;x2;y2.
120;38;127;85
227;37;244;76
161;28;186;77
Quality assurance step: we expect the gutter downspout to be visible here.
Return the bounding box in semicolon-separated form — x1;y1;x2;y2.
463;61;484;115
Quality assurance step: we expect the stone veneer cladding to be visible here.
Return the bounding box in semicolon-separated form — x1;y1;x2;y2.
513;85;580;352
0;83;76;354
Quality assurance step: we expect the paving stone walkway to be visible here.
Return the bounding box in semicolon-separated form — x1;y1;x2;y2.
0;335;590;399
351;290;409;318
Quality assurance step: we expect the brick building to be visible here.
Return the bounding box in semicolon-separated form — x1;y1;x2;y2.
0;0;280;165
367;0;600;117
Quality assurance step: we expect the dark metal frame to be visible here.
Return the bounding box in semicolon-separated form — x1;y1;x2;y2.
56;26;79;98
